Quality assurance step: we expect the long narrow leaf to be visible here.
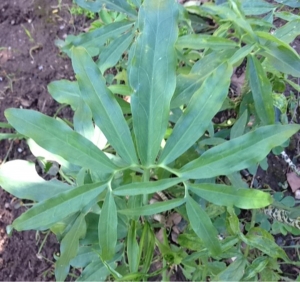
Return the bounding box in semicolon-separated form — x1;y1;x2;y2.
12;182;107;230
99;191;118;260
72;47;138;165
128;0;178;165
180;124;300;179
113;178;183;196
5;109;117;173
55;213;86;281
159;63;232;165
176;34;238;50
186;195;221;256
188;183;272;209
74;0;138;17
247;55;275;125
119;198;185;217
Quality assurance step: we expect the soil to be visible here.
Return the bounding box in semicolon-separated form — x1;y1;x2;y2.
0;0;299;281
0;0;90;280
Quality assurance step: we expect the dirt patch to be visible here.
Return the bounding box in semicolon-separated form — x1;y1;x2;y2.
0;0;89;280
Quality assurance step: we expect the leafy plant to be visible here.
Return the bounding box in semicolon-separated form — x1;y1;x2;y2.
1;0;300;281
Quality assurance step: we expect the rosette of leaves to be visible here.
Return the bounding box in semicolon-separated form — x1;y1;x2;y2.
1;0;300;281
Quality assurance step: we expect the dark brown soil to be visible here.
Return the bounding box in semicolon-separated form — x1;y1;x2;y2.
0;0;299;281
0;0;90;280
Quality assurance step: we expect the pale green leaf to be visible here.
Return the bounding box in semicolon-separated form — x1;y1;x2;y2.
188;183;272;209
213;257;247;281
176;34;238;50
180;124;300;179
273;20;300;43
0;160;72;202
77;261;110;282
72;47;138;165
241;0;276;15
99;191;118;260
70;245;100;268
128;0;178;165
5;109;116;173
98;32;134;73
230;110;248;139
12;182;107;230
113;178;183;196
171;49;235;109
55;213;86;281
248;55;275;125
74;0;138;17
62;21;134;55
186;195;221;256
159;63;232;165
119;198;185;216
127;220;139;273
228;44;255;66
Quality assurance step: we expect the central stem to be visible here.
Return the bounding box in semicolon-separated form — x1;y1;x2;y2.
143;168;150;205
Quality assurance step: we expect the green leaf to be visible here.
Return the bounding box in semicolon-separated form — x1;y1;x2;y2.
241;0;276;16
12;182;107;231
5;109;117;173
213;257;247;281
128;0;178;165
273;0;300;8
98;31;134;73
188;183;272;209
228;44;255;66
48;80;80;109
77;261;110;282
159;63;232;165
241;231;289;261
70;245;100;268
247;55;275;125
99;191;118;260
176;34;238;50
62;21;134;55
119;198;185;217
243;256;269;280
127;220;139;273
257;32;300;77
273;20;300;43
0;160;72;202
113;178;183;196
48;80;94;139
55;213;86;281
230;110;248;139
72;47;138;165
186;195;221;256
74;0;138;17
180;124;300;179
171;49;235;109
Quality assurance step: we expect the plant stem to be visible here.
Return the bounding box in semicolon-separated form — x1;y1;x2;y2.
143;168;150;205
244;209;257;258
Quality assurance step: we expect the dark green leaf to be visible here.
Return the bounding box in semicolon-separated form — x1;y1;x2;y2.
113;178;183;196
128;0;178;165
12;182;107;230
55;213;86;281
99;191;118;260
159;63;232;164
186;195;221;256
72;47;138;165
119;198;185;216
181;124;300;179
248;55;275;125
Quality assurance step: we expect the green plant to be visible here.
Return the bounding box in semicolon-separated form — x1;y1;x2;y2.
1;0;300;281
